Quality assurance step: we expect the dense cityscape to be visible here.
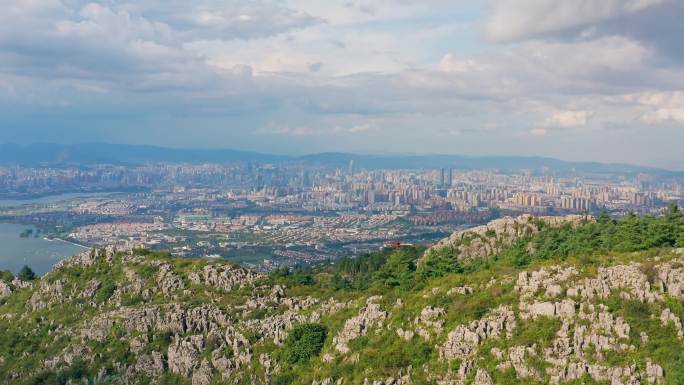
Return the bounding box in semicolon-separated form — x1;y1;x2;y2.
1;160;681;271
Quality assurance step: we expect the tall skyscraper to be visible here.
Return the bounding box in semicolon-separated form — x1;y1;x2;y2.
440;168;445;188
448;168;453;188
348;160;355;177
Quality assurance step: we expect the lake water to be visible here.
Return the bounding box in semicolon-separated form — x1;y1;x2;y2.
0;223;86;276
0;192;116;208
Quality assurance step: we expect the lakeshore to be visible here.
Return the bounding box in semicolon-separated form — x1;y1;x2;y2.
0;223;86;275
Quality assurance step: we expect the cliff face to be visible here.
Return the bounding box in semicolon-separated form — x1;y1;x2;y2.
1;216;684;385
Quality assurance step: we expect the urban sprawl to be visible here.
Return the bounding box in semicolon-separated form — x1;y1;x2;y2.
1;161;681;270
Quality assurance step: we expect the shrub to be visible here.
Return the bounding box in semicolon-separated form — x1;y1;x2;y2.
283;323;327;364
95;282;116;304
500;239;531;268
0;270;14;282
668;350;684;385
273;372;295;385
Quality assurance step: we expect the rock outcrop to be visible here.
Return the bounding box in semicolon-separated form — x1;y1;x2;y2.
334;297;389;354
439;305;516;360
425;214;590;263
3;223;684;385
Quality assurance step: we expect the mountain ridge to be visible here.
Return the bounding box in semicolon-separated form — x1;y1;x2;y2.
0;143;680;175
2;212;684;384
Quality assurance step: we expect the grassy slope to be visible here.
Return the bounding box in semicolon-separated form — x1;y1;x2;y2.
2;211;684;384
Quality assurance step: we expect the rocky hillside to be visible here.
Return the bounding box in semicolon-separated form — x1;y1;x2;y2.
424;214;591;263
2;210;684;385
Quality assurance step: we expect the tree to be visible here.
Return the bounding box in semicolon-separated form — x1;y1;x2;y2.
17;265;36;281
373;249;417;288
597;209;612;225
418;247;461;279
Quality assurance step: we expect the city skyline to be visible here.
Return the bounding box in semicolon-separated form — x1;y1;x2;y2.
3;1;684;168
1;158;676;271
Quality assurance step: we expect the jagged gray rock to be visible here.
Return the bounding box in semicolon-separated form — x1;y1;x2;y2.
191;359;213;385
659;308;684;339
334;297;389;354
168;335;204;377
439;305;516;360
446;285;473;295
188;263;260;292
473;369;494;385
157;264;184;296
0;280;12;299
134;351;165;378
82;279;101;299
567;264;662;303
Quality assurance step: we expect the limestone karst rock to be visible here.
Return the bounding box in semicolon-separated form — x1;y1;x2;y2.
1;215;682;385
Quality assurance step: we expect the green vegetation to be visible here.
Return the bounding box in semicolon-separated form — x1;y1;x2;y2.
327;206;684;291
3;208;684;384
95;281;116;304
17;265;36;281
417;246;461;279
0;270;13;282
270;267;316;286
282;323;327;364
532;206;684;259
668;351;684;385
333;247;424;290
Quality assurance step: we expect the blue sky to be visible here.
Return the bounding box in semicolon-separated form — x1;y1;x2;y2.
2;0;684;168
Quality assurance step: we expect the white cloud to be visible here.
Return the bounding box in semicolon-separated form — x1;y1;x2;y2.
439;54;481;73
2;0;684;167
544;110;593;128
630;91;684;125
265;122;373;136
346;123;371;133
530;110;593;136
486;0;668;42
267;125;322;136
529;128;548;136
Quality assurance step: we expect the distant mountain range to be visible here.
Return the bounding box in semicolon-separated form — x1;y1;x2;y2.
0;143;680;177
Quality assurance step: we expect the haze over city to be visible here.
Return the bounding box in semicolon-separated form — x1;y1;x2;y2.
3;1;684;168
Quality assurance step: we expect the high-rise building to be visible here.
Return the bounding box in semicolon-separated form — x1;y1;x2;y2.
348;160;355;176
440;168;445;188
448;168;453;188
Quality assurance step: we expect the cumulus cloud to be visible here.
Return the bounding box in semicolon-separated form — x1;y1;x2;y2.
133;0;319;40
2;0;684;167
631;91;684;125
439;54;481;73
0;0;318;95
486;0;669;42
530;110;594;136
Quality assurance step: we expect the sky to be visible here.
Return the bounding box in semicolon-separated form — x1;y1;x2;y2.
2;0;684;168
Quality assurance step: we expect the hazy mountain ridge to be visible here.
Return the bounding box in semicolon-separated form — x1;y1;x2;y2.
0;143;679;176
2;213;684;384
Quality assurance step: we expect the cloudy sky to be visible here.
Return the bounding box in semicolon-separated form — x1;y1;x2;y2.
2;0;684;168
